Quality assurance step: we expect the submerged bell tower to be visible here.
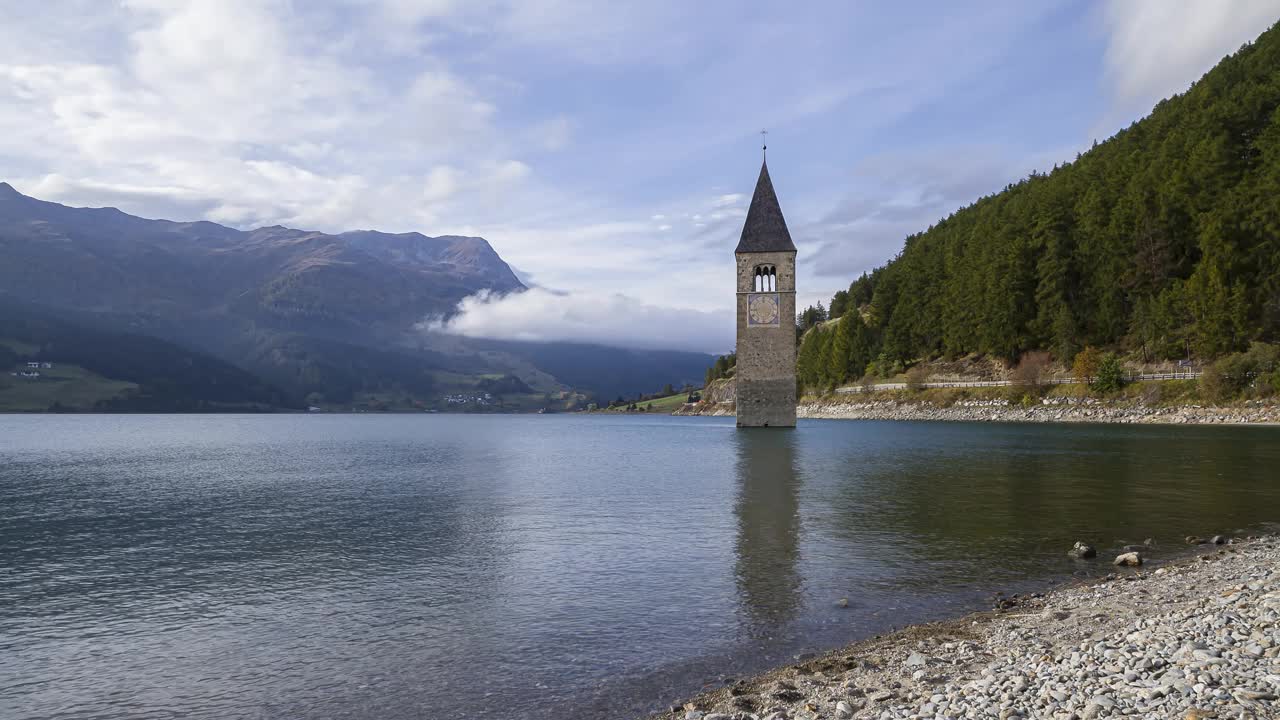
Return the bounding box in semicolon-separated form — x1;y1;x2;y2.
734;153;797;428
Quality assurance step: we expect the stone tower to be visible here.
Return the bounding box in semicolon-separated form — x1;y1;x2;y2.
735;159;797;428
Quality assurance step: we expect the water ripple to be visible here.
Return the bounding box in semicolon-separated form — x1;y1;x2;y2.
1;414;1278;719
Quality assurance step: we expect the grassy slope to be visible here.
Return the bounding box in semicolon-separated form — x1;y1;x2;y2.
0;363;138;411
597;392;692;413
644;393;694;412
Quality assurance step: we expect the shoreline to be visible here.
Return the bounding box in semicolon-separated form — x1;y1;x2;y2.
675;375;1280;426
647;535;1279;720
670;397;1280;425
796;397;1280;425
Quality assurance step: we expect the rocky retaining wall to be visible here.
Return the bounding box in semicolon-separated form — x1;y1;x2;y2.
674;378;736;416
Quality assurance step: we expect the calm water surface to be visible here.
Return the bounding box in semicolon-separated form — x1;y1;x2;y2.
2;414;1278;719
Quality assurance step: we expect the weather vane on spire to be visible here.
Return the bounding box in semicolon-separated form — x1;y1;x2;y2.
760;130;768;160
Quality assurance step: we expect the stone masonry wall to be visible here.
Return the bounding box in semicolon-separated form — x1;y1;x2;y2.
736;250;797;427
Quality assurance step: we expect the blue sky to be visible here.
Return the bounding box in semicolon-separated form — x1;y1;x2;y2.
2;1;1278;352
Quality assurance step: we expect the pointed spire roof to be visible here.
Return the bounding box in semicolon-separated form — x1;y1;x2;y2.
735;160;796;254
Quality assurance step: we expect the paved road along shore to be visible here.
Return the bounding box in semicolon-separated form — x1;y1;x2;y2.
650;537;1279;720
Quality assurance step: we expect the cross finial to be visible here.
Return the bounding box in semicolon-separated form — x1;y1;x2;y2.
760;129;768;160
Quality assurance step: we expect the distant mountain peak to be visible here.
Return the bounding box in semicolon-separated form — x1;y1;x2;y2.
0;184;525;338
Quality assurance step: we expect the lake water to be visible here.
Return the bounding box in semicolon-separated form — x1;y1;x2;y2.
2;414;1279;719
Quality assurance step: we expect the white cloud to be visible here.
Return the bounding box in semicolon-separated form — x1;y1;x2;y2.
708;207;745;221
1102;0;1280;117
0;0;546;235
423;165;460;203
492;1;693;65
425;288;734;353
401;69;496;143
372;0;463;27
494;160;531;183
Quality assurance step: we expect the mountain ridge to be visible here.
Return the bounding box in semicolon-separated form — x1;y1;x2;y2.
0;183;711;407
0;182;524;339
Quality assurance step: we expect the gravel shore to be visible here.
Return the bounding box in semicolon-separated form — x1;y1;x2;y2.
649;537;1279;720
796;398;1280;425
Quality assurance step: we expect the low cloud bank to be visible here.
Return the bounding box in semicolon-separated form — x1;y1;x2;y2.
424;288;733;354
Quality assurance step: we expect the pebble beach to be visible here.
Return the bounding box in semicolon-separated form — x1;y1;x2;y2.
650;537;1279;720
795;399;1280;426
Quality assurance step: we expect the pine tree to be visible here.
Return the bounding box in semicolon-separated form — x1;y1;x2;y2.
797;327;823;390
815;327;836;389
848;312;872;380
828;317;852;385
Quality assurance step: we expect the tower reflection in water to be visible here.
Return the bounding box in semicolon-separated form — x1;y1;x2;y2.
732;429;803;635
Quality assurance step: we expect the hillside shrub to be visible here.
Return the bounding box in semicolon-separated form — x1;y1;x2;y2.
1092;353;1127;393
1199;342;1280;402
1072;346;1102;384
869;353;904;379
1244;342;1280;373
1201;355;1249;403
1011;351;1051;390
1260;371;1280;398
1137;381;1164;405
928;387;965;407
904;365;930;392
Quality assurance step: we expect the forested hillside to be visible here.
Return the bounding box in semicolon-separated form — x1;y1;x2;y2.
802;20;1280;386
0;296;296;411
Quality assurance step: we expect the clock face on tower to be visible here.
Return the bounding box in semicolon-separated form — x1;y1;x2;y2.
747;293;781;326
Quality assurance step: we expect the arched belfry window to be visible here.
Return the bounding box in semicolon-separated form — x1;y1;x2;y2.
753;264;776;292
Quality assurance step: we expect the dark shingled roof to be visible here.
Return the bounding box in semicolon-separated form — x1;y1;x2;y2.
735;160;796;254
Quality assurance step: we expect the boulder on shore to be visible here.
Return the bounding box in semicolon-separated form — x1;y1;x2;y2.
1068;542;1097;559
1113;551;1143;567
